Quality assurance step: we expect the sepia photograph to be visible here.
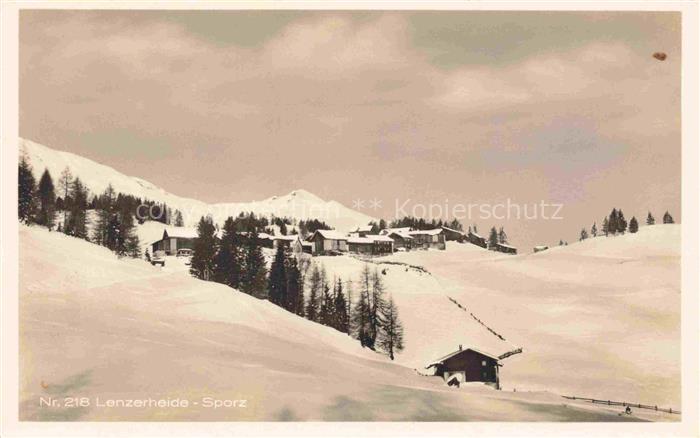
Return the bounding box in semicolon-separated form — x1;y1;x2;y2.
1;1;699;436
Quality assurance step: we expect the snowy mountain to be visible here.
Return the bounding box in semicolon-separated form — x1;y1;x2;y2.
20;138;375;232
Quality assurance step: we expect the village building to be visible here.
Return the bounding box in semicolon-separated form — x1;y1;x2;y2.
426;346;502;389
349;224;374;238
533;245;549;253
441;226;467;242
347;234;394;256
408;228;446;250
466;231;488;249
387;230;413;251
151;227;198;255
492;242;517;254
380;227;412;236
306;229;348;255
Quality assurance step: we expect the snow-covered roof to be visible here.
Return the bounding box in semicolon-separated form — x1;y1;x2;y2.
354;224;374;232
497;243;516;249
272;235;299;241
310;229;348;241
533;245;549;250
408;228;443;236
381;227;411;235
426;347;501;368
348;237;373;244
387;231;413;240
257;232;273;240
163;227;198;239
441;226;465;235
469;231;484;239
365;234;394;242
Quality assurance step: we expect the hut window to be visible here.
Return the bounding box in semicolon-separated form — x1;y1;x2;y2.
482;360;487;366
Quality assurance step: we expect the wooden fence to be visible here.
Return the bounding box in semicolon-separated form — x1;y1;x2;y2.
562;395;681;415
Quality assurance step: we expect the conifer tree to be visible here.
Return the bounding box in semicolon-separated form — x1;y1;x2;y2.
663;211;675;224
240;233;267;298
18;155;37;223
333;278;349;333
378;295;404;360
190;216;217;281
602;217;609;237
319;269;334;326
497;227;508;244
285;254;304;316
608;209;618;235
305;265;322;322
58;166;73;230
173;210;184;227
268;245;288;307
37;169;56;230
488;226;498;249
591;222;597;237
629;216;639;233
352;264;373;348
617;209;627;234
646;212;655;225
214;217;243;288
368;268;387;348
94;184;116;245
66;177;89;239
580;228;588;241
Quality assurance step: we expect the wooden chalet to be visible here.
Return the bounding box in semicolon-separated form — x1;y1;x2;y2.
466;231;488;249
387;230;413;251
151;227;198;255
349;224;374;238
441;226;467;242
347;234;394;256
408;228;446;250
533;245;549;253
426;345;502;389
306;229;348;255
492;242;517;255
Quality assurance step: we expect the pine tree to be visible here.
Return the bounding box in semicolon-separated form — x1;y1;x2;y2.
66;177;89;239
488;226;498;249
378;295;404;360
285;255;304;316
94;184;116;245
190;216;217;281
118;210;140;257
497;227;508;244
305;264;322;322
602;217;609;237
268;245;288;307
240;233;267;298
214;217;243;289
18;155;37;223
58;166;73;230
333;278;349;333
351;264;373;348
37;169;56;230
320;270;334;326
580;228;589;241
591;222;597;237
646;212;655;225
663;211;675;224
368;268;387;349
629;216;639;233
608;209;618;235
617;209;627;234
174;210;184;227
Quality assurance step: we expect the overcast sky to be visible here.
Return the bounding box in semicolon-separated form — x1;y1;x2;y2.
19;10;680;249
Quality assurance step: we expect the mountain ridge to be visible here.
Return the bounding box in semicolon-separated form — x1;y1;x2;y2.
20;138;375;231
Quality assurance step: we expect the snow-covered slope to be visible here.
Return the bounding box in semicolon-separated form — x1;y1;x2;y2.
20;138;375;232
341;225;679;408
19;225;653;421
